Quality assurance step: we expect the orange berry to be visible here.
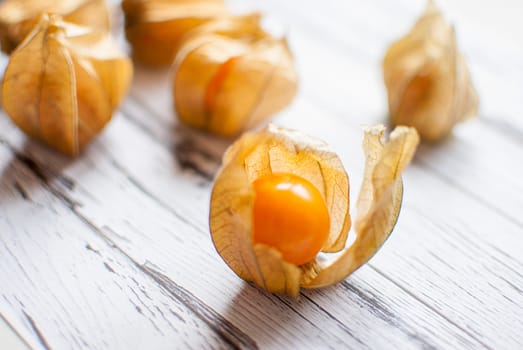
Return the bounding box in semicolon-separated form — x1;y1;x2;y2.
252;173;330;265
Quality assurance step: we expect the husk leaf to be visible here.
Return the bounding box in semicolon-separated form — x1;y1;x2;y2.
122;0;226;66
1;14;132;156
209;124;350;296
302;125;419;288
0;0;109;54
383;0;478;142
173;14;297;137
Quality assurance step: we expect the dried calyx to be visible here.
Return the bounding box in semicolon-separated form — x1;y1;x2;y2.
172;14;298;137
122;0;227;66
2;14;133;156
383;0;478;142
209;124;419;296
0;0;109;54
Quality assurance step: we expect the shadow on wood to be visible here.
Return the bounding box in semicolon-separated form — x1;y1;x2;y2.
0;139;77;206
174;125;232;181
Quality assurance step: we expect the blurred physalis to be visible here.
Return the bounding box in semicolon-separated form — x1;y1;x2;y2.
209;124;419;296
122;0;227;66
2;14;133;156
172;14;298;137
383;1;478;141
0;0;110;54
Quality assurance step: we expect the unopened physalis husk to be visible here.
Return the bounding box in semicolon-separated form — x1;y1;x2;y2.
0;0;109;54
122;0;227;66
172;14;298;137
209;124;419;296
383;1;478;142
2;14;133;156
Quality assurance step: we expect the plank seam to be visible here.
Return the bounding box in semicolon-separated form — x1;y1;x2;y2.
368;265;494;350
0;311;35;350
340;282;439;349
416;157;523;228
21;310;51;350
299;293;367;348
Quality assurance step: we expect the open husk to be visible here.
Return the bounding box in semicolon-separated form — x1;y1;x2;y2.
172;14;298;137
122;0;227;66
0;0;110;54
2;14;133;156
383;0;478;142
209;124;419;296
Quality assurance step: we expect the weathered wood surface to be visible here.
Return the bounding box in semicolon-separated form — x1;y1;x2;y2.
1;0;522;349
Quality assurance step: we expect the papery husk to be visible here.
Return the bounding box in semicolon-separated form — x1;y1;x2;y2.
209;124;419;296
1;14;133;156
172;14;298;137
0;0;109;54
383;0;478;142
302;125;419;288
122;0;227;66
210;124;350;296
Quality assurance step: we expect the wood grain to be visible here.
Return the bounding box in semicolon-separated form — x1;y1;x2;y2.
0;145;253;349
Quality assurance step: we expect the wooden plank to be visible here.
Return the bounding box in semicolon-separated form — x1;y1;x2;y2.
0;116;489;349
0;145;253;350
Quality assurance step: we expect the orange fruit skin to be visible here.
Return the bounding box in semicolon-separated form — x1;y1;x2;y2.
252;173;330;266
204;57;237;112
